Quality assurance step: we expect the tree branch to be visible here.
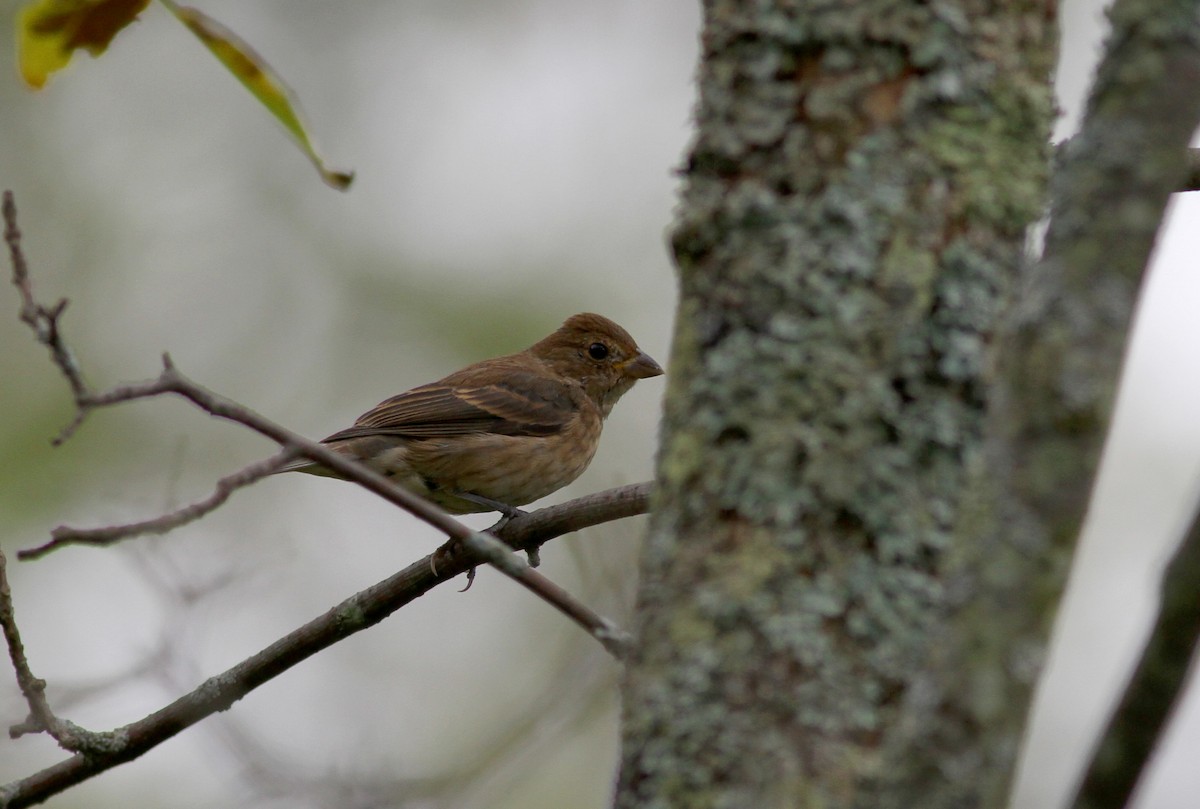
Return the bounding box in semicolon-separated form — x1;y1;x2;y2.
21;450;298;558
988;0;1200;805
0;550;107;752
1;188;654;806
0;482;649;809
1068;500;1200;809
4;189;635;653
1056;145;1200;193
4;194;88;413
459;530;632;657
6;349;636;660
1185;147;1200;192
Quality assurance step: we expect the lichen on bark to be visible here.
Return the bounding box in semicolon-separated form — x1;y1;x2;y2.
616;3;1057;807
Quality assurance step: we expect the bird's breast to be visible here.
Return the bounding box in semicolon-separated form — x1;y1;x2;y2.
404;405;603;512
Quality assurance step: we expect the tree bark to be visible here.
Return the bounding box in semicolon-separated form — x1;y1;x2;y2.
616;2;1057;807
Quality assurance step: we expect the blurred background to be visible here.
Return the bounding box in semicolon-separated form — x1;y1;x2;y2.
0;1;1196;807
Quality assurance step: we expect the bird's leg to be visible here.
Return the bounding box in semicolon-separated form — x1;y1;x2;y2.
439;489;523;593
451;491;542;566
453;491;527;526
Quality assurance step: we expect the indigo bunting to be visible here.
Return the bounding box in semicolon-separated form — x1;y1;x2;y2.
284;313;663;514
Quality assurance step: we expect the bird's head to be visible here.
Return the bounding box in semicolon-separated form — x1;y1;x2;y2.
531;313;663;416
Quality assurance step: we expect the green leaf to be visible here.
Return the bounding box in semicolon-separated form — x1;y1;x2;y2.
159;0;354;190
17;0;150;88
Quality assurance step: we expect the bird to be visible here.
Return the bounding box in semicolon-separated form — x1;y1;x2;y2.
281;312;663;516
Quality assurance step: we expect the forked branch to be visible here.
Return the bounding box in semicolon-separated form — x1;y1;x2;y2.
1;190;652;808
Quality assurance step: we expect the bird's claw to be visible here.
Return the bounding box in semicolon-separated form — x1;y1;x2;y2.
486;506;528;535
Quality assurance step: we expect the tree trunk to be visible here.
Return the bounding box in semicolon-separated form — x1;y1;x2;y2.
616;2;1057;807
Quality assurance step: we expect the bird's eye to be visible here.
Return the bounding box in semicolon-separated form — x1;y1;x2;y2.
587;342;610;360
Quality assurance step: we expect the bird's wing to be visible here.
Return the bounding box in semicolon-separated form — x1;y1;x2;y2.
320;371;579;443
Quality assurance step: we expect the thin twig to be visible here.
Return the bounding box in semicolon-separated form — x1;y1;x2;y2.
2;190;652;806
7;340;625;654
461;531;632;658
0;549;53;734
21;450;299;559
7;343;638;657
4;191;88;405
0;550;111;753
0;482;650;808
10;353;638;657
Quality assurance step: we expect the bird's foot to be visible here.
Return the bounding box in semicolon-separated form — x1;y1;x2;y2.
485;508;529;536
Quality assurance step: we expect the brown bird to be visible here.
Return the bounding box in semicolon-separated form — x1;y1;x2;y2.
283;313;663;515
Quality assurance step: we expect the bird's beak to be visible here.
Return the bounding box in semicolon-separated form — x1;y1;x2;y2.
622;351;664;379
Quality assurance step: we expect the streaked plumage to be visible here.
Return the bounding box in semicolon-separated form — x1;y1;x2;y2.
284;313;663;514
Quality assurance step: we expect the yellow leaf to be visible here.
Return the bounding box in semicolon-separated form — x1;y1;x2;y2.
17;0;151;88
159;0;354;190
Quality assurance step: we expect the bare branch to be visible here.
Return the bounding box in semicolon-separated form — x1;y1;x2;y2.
4;191;88;406
491;481;652;552
1055;145;1200;193
19;350;483;548
461;530;632;658
4;194;492;555
0;549;55;736
8;351;634;654
1068;500;1200;809
2;190;656;805
0;482;649;808
20;450;298;559
996;2;1200;806
1186;147;1200;192
0;550;113;754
